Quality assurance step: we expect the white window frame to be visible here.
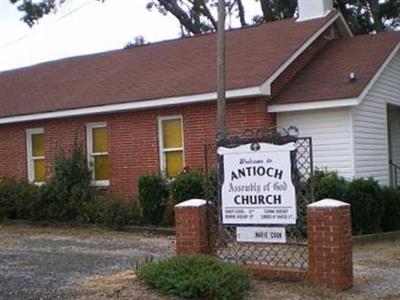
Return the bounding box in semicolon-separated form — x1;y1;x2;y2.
86;122;110;187
158;115;185;177
26;128;45;184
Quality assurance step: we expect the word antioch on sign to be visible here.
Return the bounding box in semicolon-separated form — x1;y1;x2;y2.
218;142;297;225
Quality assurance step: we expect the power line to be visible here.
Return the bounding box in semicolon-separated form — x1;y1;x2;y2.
0;0;92;48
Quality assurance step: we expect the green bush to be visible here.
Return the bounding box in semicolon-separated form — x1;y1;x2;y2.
138;174;169;225
313;170;347;201
204;170;219;203
44;140;95;221
0;179;46;221
289;196;312;238
81;195;142;228
137;255;250;300
381;186;400;232
171;170;206;204
344;178;383;235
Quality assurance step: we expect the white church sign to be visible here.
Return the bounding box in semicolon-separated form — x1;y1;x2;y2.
217;142;297;225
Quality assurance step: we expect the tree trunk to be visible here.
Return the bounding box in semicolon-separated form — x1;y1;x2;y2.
236;0;247;26
367;0;384;32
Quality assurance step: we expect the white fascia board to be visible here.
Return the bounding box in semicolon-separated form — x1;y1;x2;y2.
261;12;349;95
357;42;400;101
0;86;264;125
268;97;359;113
0;13;353;126
269;41;400;113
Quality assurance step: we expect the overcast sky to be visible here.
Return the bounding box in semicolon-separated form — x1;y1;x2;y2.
0;0;260;72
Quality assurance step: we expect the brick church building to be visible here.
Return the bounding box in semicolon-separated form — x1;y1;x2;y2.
1;0;399;196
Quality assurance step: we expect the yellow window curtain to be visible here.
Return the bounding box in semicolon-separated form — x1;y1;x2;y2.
162;119;182;149
165;151;183;178
94;155;109;180
93;127;108;153
34;159;45;182
32;133;44;157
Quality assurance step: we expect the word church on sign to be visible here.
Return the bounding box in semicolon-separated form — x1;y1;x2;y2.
218;142;297;225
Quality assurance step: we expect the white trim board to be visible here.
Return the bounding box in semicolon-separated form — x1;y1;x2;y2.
0;86;262;125
158;115;185;177
26;127;45;183
86;122;110;187
269;42;400;113
0;13;348;125
261;12;351;95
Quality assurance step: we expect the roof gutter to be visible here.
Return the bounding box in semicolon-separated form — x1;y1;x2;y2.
0;86;265;125
0;12;349;125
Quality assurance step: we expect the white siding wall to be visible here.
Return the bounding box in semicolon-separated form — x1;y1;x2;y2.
277;108;354;179
352;51;400;186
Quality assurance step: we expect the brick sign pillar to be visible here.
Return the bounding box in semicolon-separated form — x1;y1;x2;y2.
174;199;211;255
307;199;353;290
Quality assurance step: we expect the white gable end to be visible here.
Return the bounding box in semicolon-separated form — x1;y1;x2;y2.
277;49;400;186
352;50;400;185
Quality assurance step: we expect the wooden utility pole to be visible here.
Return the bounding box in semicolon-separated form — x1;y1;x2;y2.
217;0;226;141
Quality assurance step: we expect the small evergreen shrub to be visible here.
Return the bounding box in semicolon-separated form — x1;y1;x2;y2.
381;186;400;232
344;178;383;235
205;170;219;203
138;174;169;225
171;170;206;204
82;195;142;228
0;179;46;221
290;196;312;238
44;140;95;221
313;170;347;201
137;255;250;300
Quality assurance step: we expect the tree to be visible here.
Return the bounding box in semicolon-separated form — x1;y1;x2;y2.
147;0;399;35
124;36;148;49
146;0;248;35
9;0;400;34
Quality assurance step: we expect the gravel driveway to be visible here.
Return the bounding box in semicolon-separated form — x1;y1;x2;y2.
0;224;175;300
1;224;399;300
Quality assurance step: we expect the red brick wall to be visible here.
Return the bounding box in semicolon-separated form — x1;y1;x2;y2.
175;200;353;290
175;202;210;255
0;97;275;197
307;203;353;290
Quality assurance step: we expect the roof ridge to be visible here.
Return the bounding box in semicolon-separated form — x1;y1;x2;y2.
0;11;340;75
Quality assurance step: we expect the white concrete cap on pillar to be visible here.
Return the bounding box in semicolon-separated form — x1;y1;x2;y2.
175;199;207;208
297;0;333;22
308;199;350;208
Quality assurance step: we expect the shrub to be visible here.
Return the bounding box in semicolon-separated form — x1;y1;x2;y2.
344;178;383;235
313;170;347;201
171;170;206;204
381;186;400;232
289;196;312;238
81;195;142;228
138;174;169;225
44;139;95;221
204;170;219;203
137;255;250;300
0;179;46;221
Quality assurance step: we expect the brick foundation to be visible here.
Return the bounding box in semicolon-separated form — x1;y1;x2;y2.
175;199;353;290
